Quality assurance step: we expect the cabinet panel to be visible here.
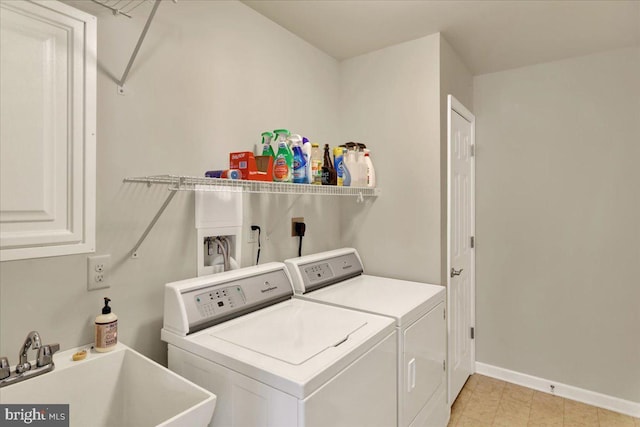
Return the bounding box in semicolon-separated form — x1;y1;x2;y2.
0;0;96;261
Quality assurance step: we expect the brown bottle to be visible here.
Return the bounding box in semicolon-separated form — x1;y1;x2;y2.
321;144;337;185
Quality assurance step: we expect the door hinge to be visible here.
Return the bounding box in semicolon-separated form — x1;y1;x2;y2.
443;308;446;320
470;144;475;157
470;327;475;339
470;236;475;248
443;360;446;371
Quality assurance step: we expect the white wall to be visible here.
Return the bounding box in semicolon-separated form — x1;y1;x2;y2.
339;34;442;283
339;34;473;285
474;47;640;403
0;0;342;364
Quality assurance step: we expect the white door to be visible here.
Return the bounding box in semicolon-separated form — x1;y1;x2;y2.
447;95;475;405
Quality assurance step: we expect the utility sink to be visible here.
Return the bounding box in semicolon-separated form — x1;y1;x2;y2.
0;343;216;427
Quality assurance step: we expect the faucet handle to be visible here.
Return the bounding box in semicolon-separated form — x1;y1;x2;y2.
0;357;9;380
36;344;60;368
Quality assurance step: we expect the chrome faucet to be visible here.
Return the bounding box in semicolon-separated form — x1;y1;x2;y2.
0;331;59;388
15;330;41;374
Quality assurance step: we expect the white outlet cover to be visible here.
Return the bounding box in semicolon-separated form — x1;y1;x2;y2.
88;255;110;291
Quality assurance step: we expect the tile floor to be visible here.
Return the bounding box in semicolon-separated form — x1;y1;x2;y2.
448;374;640;427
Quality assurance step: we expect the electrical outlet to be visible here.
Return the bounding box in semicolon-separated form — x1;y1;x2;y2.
248;227;259;244
88;255;111;291
291;217;304;237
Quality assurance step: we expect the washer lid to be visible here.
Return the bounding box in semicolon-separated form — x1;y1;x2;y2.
210;300;367;365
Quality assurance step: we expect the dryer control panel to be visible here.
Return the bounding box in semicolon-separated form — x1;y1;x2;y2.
163;263;294;336
286;249;364;293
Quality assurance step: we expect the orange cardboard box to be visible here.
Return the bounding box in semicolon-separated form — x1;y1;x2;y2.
229;152;273;181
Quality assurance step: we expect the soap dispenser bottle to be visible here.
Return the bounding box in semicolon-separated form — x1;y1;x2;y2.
95;297;118;352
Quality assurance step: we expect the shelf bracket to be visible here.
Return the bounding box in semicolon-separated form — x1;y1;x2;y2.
130;188;177;258
117;0;163;92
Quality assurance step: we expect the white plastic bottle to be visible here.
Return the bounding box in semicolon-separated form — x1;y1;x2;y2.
355;148;367;187
95;297;118;352
342;149;352;187
364;149;376;187
343;146;358;186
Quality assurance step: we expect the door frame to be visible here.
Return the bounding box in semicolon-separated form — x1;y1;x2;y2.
446;94;476;405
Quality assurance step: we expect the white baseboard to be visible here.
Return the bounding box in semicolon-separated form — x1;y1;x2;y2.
475;362;640;418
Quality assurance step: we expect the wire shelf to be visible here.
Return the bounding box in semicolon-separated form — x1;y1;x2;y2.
123;175;380;198
90;0;156;18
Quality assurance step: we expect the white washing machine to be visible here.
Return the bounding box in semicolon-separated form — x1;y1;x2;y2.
285;248;447;427
161;262;398;427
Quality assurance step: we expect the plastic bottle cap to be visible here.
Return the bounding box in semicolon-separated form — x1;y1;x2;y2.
273;129;290;136
261;131;274;138
311;143;319;147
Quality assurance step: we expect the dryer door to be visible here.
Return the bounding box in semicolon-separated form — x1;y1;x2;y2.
402;302;446;427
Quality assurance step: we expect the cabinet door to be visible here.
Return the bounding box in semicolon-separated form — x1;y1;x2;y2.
0;0;96;260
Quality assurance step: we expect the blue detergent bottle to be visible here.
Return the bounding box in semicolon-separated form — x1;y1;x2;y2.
292;137;307;184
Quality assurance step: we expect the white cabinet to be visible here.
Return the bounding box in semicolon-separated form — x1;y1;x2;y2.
0;0;96;261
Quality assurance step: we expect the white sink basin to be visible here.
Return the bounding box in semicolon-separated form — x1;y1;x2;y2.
0;343;216;427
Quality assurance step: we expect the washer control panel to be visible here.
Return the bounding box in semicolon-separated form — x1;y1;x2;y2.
172;266;295;334
195;285;246;317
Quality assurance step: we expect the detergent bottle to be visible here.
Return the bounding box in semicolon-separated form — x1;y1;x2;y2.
333;146;345;186
292;137;307;184
302;137;313;184
364;148;376;187
273;129;293;182
342;148;352;187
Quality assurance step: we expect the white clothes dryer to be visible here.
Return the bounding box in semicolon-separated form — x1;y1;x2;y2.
162;262;397;427
285;248;447;427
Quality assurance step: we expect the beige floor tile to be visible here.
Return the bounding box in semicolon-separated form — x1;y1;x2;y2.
464;374;481;392
452;387;473;413
598;408;636;427
451;398;465;420
564;399;598;426
497;395;530;419
502;382;534;404
473;376;506;402
493;400;529;427
461;392;501;423
457;415;493;427
459;373;640;427
526;419;563;427
528;391;563;425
